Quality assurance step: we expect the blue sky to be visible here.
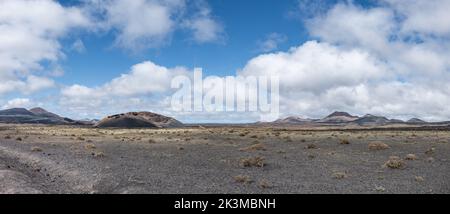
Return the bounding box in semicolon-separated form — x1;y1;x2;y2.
59;0;306;85
1;0;450;122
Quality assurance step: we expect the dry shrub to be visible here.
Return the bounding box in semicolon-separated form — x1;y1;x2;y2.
234;175;252;184
4;135;11;139
16;137;22;141
258;179;273;189
332;172;347;179
77;136;85;141
340;139;350;145
240;156;265;167
148;139;157;144
306;144;317;149
239;142;266;152
405;154;417;160
84;143;96;150
425;147;435;155
250;135;258;139
384;156;406;169
375;186;386;192
368;142;390;150
92;152;105;158
31;147;42;152
415;176;425;182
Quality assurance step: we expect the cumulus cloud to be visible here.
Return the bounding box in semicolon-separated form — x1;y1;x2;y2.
60;61;191;115
182;1;224;43
2;98;32;109
238;0;450;121
84;0;224;50
95;0;184;50
0;0;90;95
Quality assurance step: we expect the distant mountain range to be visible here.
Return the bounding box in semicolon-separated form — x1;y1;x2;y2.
0;107;445;128
0;107;91;125
272;111;439;126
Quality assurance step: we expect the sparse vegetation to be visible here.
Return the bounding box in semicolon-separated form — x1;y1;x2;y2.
340;139;350;145
368;142;390;150
306;144;317;149
240;156;265;167
234;175;252;184
384;156;406;169
415;176;425;182
239;142;266;151
31;147;42;152
405;154;417;160
258;179;272;189
84;143;96;150
332;172;347;179
425;147;435;155
92;152;105;158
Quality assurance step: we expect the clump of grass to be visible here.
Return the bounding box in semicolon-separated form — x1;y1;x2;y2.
84;143;96;150
415;176;425;182
250;135;258;139
4;135;11;139
425;147;435;155
31;147;42;152
240;156;265;167
384;156;406;169
332;172;347;179
368;142;390;150
148;139;157;144
258;179;273;189
308;154;316;159
178;146;184;150
92;152;105;158
305;144;317;149
77;136;85;141
16;137;22;141
239;142;266;152
234;175;252;184
340;139;350;145
375;186;386;192
405;154;417;160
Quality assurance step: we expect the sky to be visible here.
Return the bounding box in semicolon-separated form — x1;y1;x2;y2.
1;0;450;123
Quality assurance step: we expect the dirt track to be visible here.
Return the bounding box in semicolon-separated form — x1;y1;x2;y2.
0;125;449;194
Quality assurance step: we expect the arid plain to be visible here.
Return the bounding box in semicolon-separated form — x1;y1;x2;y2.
1;124;449;194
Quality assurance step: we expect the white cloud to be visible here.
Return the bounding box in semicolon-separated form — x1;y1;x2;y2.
237;1;450;121
383;0;450;36
2;98;32;109
60;61;191;115
71;39;86;53
0;75;55;95
257;33;287;53
182;2;224;43
0;0;90;95
98;0;184;50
